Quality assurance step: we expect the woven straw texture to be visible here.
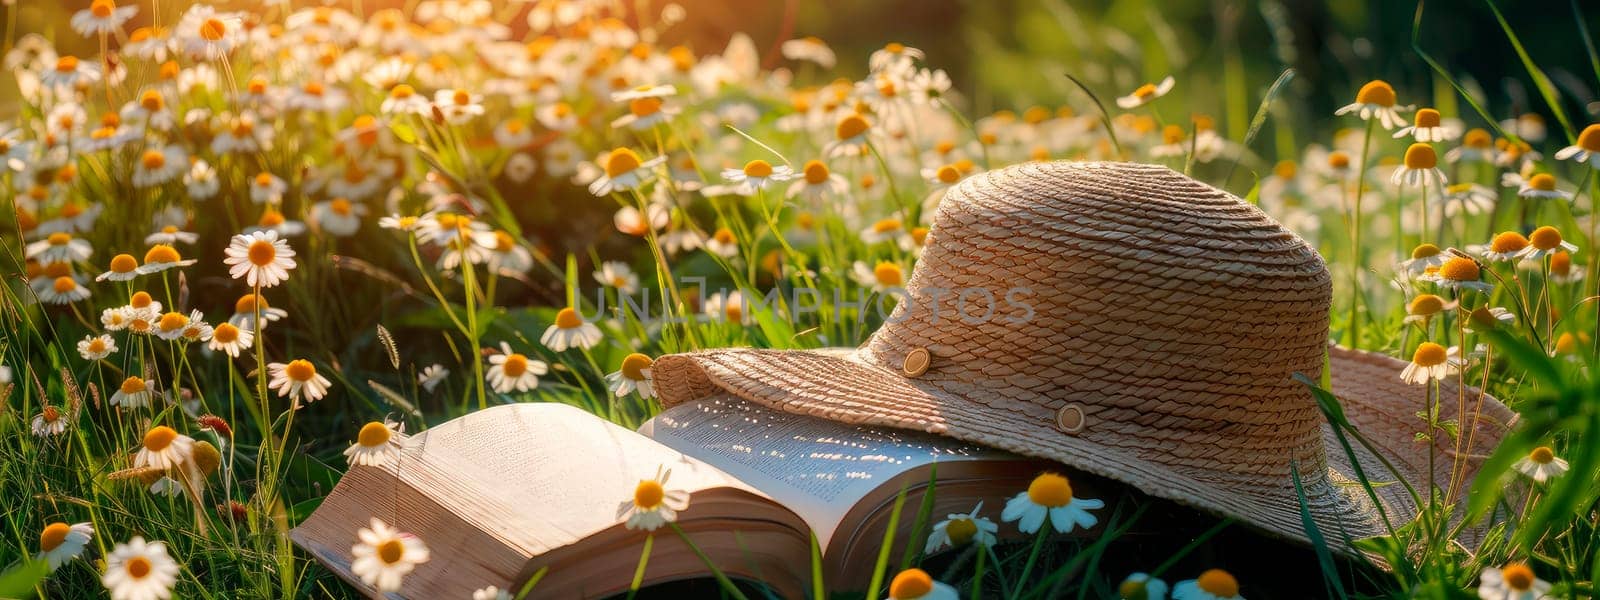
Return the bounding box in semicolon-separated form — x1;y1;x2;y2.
652;161;1515;549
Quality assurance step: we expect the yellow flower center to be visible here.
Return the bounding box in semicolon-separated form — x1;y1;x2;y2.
39;523;70;552
634;479;664;509
139;91;164;113
247;78;267;94
285;359;316;382
121;376;146;394
1327;151;1350;169
1196;569;1239;597
91;0;115;18
259;210;286;227
248;239;277;266
493;231;515;252
1413;108;1441;128
1412;342;1447;367
1551;251;1571;276
1556;333;1578;355
126;556;152;579
743;160;774;178
621;353;653;380
212;323;240;344
555;307;583;329
235;294;263;314
1463;128;1491;148
629;97;662;117
1528;173;1556;191
1529;446;1554;465
143;425;178;451
329;198;353;216
1439;257;1479;281
146;244;181;264
885;42;905;54
1025;472;1073;507
56;56;79;73
390;84;415;99
376;540;405;565
1502;563;1535;592
1489;232;1529;253
836;114;869;141
1354;80;1396;106
1578;124;1600;152
452;89;471;106
605;148;643;178
200;18;227;41
52;277;76;294
872;218;902;234
1411;243;1441;260
303;81;325;97
935;165;961;184
41;405;61;422
358;421;391;447
1120;579;1150;600
1408;294;1444;316
873;263;903;287
502;354;528;377
158;312;187;332
48;232;72;246
1133;83;1158;99
1403;143;1437;169
944;518;978;546
888;568;934;600
130;291;153;308
713;228;736;245
1528;226;1563;251
803;160;830;184
141;149;166;170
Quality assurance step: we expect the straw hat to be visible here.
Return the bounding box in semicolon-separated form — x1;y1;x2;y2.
651;161;1516;549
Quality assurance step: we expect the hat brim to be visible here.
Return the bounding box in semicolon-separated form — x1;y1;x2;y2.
650;345;1515;552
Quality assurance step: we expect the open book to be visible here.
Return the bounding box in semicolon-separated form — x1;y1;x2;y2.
292;394;1058;598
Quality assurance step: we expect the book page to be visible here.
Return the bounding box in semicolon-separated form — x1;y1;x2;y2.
638;394;1007;550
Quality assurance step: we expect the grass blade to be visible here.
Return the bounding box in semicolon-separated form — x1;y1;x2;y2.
1481;0;1577;143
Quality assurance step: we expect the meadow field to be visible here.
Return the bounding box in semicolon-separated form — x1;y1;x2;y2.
1;0;1598;598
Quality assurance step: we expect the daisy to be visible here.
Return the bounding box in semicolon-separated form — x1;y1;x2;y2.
1115;76;1176;109
823;113;872;158
1466;306;1517;332
884;568;957;600
1549;252;1584;285
486;231;533;276
703;290;753;324
1392;108;1458;142
861;218;910;246
494;119;535;149
224;230;297;288
434;89;485;124
1335;79;1410;129
101;537;179;600
720;160;795;196
1120;573;1170;600
909;68;953;104
1421;255;1494;293
1400;245;1449;275
1001;472;1104;534
78;334;117;360
1173;569;1243;600
616;465;690;531
486;342;547;394
614;203;670;237
1441;183;1495;217
853;261;906;293
350;518;430;593
344;421;403;467
205;322;253;358
594;261;640;295
869;42;924;72
41;55;101;90
418;364;449;393
380;84;430;116
1477;563;1551;600
1471;232;1530;263
177;5;245;60
1391;143;1446;188
249;208;308;237
1518;226;1578;262
131;146;187;188
37;522;93;569
588;148;665;196
38;276;91;304
1553;123;1600;169
1400;342;1460;385
73;0;138;36
137;244;197;275
923;501;998;553
134;425;194;470
249;172;288;205
229;293;289;330
145;225;198;246
705;227;740;258
32;405;69;437
379;214;420;233
153;311;192;341
781;37;836;67
26;232;92;264
1517;174;1573;202
1402;294;1452;325
268;359;332;406
535;102;579;131
542;308;603;352
1449;132;1495;166
787;160;848;201
311;198;366;237
606;353;655;399
1512;446;1569;483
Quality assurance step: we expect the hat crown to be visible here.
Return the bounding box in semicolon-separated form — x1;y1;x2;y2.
865;161;1333;475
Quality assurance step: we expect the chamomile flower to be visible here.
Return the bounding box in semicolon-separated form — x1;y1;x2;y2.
145;225;199;246
1001;472;1103;534
787;160;848;201
78;333;117;360
886;568;957;600
1400;243;1449;274
248;172;287;205
205;322;253;358
1549;252;1584;285
535;102;579;131
824;113;872;158
224;230;297;288
131;145;187;188
606;353;655;399
853;261;906;292
1391;143;1446;188
1471;232;1530;263
781;37;836;68
1517;174;1573;202
1173;569;1243;600
311;198;366;237
37;522;93;569
152;311;193;341
41;55;101;90
705;227;740;258
38;275;91;304
177;5;245;60
350;518;430;593
344;421;403;467
1400;342;1460;385
486;342;547;393
860;218;910;246
32;405;68;438
1518;226;1578;262
588;148;665;196
720;160;795;196
72;0;138;36
1477;563;1551;600
1442;183;1495;217
593;261;641;295
869;42;924;72
1465;306;1517;333
435;89;487;124
136;244;197;275
541;308;603;352
1116;76;1175;109
1553;124;1600;169
1335;80;1410;130
134;425;194;470
1120;573;1170;600
268;359;332;406
616;465;690;531
102;537;179;600
26;232;92;264
1393;108;1458;142
923;502;999;553
703;290;753;325
1513;446;1569;483
418;364;449;392
229;293;288;330
1421;255;1494;293
380;84;429;116
610;86;680;130
1402;294;1453;325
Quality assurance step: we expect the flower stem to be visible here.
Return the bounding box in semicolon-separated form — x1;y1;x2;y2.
1011;526;1050;598
1348;119;1376;350
667;522;749;600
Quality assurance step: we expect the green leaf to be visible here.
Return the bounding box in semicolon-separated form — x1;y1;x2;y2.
0;557;49;599
1481;0;1577;143
389;121;418;145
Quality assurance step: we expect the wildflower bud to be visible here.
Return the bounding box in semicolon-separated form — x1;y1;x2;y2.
430;104;446;125
197;414;233;439
192;441;222;476
218;501;249;523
